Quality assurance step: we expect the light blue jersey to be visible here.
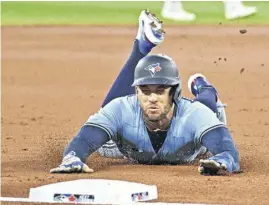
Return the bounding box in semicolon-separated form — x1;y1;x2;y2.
86;95;225;164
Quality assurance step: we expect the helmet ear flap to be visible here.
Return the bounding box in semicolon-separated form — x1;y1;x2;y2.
173;83;182;103
169;86;177;96
168;84;182;103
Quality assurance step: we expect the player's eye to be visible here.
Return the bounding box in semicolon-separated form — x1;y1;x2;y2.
141;89;151;95
156;89;165;94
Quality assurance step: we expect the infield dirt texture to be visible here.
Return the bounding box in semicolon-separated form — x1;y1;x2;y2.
2;4;269;205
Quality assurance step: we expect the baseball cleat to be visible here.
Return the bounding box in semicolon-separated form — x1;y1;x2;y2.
188;73;227;124
188;73;212;97
136;9;165;46
199;159;228;176
225;6;257;20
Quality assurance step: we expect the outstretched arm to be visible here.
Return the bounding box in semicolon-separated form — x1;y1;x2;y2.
64;125;110;161
200;127;240;175
51;97;122;174
50;125;110;173
190;101;240;175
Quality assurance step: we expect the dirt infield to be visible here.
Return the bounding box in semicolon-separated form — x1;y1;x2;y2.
2;25;269;205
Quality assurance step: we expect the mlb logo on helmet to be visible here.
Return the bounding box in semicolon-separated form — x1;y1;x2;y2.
145;63;162;77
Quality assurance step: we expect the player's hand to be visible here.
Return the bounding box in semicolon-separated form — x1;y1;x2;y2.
198;159;230;176
50;151;93;174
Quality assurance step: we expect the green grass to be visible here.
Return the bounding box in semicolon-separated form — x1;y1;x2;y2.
1;1;269;26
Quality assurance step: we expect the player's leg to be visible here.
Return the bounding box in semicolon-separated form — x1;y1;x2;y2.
98;10;165;159
188;73;227;124
161;1;196;21
102;9;165;107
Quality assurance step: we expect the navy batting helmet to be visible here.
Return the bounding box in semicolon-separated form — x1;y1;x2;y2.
132;54;182;102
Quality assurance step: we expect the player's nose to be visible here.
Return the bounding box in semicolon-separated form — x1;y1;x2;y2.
148;93;158;103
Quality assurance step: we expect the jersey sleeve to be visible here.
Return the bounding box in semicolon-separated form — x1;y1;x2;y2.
188;102;226;147
85;98;122;140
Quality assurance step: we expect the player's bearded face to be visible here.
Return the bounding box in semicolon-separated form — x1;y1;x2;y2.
137;85;173;121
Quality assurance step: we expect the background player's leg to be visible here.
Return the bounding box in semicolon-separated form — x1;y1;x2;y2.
102;10;165;107
188;73;227;124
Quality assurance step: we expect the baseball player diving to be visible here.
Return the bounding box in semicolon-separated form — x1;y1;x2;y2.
51;9;240;176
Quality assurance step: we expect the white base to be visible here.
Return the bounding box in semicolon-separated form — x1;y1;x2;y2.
0;179;221;205
1;179;157;204
0;197;217;205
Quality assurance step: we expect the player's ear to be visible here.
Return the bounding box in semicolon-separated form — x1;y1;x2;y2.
135;86;139;94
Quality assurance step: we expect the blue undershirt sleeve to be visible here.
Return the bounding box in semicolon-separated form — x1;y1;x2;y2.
201;126;240;173
63;125;110;162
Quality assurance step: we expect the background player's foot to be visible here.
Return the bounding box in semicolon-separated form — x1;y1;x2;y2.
225;5;257;20
188;73;227;124
161;10;196;21
161;1;196;22
136;9;165;54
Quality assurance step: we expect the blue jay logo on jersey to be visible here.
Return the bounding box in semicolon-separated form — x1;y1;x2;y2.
145;63;162;77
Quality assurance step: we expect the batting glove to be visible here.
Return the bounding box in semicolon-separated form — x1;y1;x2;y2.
198;159;229;176
50;151;93;174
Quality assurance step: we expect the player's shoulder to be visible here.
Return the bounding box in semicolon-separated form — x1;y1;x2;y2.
175;96;212;116
181;97;194;103
175;96;194;109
